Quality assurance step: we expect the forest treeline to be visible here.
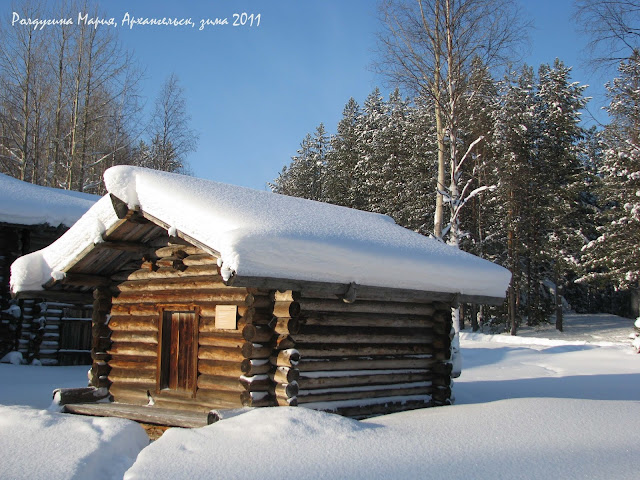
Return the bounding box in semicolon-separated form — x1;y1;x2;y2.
0;1;196;194
272;33;640;328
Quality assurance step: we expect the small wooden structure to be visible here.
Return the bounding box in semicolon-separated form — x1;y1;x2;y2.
12;166;509;423
1;174;96;364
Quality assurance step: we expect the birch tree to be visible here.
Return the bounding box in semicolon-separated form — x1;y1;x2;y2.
376;0;527;243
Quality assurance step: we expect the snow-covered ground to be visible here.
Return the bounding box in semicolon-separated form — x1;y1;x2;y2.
1;313;638;480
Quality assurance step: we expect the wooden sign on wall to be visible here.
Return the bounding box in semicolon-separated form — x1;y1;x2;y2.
215;305;238;330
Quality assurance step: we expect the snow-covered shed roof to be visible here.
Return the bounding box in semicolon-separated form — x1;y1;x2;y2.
0;173;98;228
11;166;511;301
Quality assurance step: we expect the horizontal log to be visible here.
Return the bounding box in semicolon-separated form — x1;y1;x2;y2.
271;366;300;384
293;332;437;346
275;396;298;406
155;257;186;270
270;349;300;367
124;264;220;281
240;359;272;375
298;299;436;316
199;332;244;349
197;375;244;392
272;381;298;398
272;290;300;302
108;315;158;332
91;361;111;377
95;239;151;254
242;324;274;343
298;356;436;372
239;374;272;392
155;245;207;257
108;342;157;357
62;402;210;428
198;359;244;377
198;345;244;363
274;317;300;335
116;277;229;292
111;304;159;316
306;397;432;419
240;391;272;407
275;335;295;350
109;358;156;371
273;301;301;318
298;371;432;390
110;331;158;345
92;323;111;338
241;342;272;359
196;389;243;407
52;387;110;406
57;273;112;288
182;254;219;266
297;385;432;404
303;312;442;329
111;290;260;306
108;369;156;384
296;344;435;358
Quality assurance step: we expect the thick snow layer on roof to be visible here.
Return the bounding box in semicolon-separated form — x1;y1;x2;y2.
11;166;510;297
0;173;98;227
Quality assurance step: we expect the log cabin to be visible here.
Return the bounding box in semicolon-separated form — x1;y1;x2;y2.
10;166;510;424
0;173;97;365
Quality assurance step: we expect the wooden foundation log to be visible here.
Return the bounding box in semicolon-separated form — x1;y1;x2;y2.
298;356;436;372
196;389;243;407
298;299;436;316
52;387;110;405
108;370;156;384
270;349;300;367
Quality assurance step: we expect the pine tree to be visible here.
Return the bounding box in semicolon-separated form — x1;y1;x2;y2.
581;53;640;290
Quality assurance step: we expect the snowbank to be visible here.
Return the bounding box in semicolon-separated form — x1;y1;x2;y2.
0;173;97;227
0;405;147;480
11;166;511;298
124;399;639;480
1;315;639;480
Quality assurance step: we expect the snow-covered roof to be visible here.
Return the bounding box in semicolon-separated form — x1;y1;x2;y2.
0;173;98;227
11;166;511;299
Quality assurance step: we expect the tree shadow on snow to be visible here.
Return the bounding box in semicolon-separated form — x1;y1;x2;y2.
454;373;640;405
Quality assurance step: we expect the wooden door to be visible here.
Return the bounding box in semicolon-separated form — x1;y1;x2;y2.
158;310;197;395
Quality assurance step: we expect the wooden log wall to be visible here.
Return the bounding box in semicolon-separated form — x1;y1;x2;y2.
105;240;272;413
292;295;454;418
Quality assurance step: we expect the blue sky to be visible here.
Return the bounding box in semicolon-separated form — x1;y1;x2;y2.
5;1;612;190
